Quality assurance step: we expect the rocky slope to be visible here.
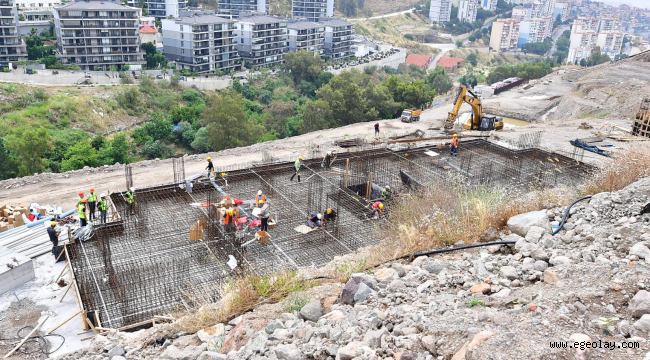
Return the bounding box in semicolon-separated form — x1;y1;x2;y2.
56;178;650;360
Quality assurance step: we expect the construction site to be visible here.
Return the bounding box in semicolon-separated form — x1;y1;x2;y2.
56;135;594;331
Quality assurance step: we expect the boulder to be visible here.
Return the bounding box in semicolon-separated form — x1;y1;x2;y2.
391;263;406;277
425;260;449;274
353;282;375;303
336;341;368;360
507;210;551;237
525;226;546;243
479;227;499;242
374;268;399;282
630;243;650;260
499;266;517;280
197;324;225;342
630;291;650;318
108;346;125;359
421;335;437;355
466;331;495;360
470;284;491;294
543;269;560;284
197;352;226;360
300;299;323;322
341;274;377;305
160;344;208;360
220;317;267;354
363;328;387;349
275;344;302;360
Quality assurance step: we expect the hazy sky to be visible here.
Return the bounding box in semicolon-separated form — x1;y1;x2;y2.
598;0;649;9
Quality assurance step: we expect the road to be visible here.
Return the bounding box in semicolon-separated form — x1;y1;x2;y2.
424;43;458;70
347;8;414;21
547;25;570;58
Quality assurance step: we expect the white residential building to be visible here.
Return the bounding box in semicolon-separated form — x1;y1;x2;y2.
538;0;555;18
0;0;27;61
553;0;571;22
286;21;324;54
518;17;552;47
218;0;268;19
458;0;478;23
234;13;287;68
16;0;62;11
567;18;623;64
490;18;520;52
596;31;624;59
321;17;353;60
291;0;333;22
480;0;496;11
126;0;185;19
429;0;452;23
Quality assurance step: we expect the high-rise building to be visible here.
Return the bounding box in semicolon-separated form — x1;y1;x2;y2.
286;21;324;54
53;0;145;70
458;0;479;23
553;1;571;22
218;0;268;19
480;0;496;12
235;13;287;67
321;17;353;60
489;18;520;52
161;13;238;73
538;0;555;18
567;18;622;64
0;0;27;62
126;0;186;19
291;0;333;22
518;17;552;47
429;0;452;23
16;0;62;11
596;31;624;59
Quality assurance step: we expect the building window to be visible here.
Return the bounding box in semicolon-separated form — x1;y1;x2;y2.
181;49;184;55
181;41;184;47
180;25;183;31
180;33;183;39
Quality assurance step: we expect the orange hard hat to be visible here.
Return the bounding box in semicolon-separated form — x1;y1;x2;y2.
90;188;95;192
82;199;88;203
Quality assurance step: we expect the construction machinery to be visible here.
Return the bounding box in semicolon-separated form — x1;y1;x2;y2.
444;85;504;131
401;109;422;123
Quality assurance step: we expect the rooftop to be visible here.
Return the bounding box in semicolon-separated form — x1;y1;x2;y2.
287;21;323;30
437;56;465;68
319;18;352;27
238;14;286;25
140;25;157;34
405;53;433;68
55;0;138;11
171;13;235;25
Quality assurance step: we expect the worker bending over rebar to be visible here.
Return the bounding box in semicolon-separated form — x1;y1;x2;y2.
290;156;303;182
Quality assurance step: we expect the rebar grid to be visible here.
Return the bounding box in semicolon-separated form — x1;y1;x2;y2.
68;140;592;329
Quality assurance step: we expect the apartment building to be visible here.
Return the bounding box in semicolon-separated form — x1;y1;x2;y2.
18;10;54;35
126;0;185;19
480;0;496;11
162;13;237;73
596;30;624;59
512;6;528;21
286;21;324;54
538;0;555;18
429;0;452;23
291;0;333;22
235;13;286;68
16;0;61;11
566;18;623;64
489;19;520;52
517;17;552;47
0;0;26;62
53;0;145;70
458;0;478;23
321;17;353;60
218;0;268;19
553;1;571;22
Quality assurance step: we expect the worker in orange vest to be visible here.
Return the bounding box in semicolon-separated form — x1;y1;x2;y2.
223;208;235;233
451;134;459;157
256;190;266;207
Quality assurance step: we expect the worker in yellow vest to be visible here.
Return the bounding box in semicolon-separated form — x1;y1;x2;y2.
126;187;135;215
87;188;97;221
99;193;108;224
79;199;88;226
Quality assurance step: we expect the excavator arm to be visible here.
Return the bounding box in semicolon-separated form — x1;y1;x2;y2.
444;85;483;130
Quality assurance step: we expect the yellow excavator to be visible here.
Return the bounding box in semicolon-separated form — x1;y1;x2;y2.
444;85;503;131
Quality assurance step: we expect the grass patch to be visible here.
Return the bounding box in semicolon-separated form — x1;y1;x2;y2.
332;259;367;282
355;14;439;55
282;294;310;313
582;145;650;195
466;297;485;308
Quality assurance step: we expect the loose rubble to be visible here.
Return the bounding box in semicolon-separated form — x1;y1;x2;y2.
56;178;650;360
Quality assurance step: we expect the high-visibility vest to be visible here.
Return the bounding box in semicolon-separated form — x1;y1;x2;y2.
78;204;86;219
126;191;134;204
382;189;390;199
78;197;83;205
99;200;107;211
223;212;232;225
87;192;97;202
294;159;301;171
452;138;459;147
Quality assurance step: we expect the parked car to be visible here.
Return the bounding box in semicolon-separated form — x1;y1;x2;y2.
156;74;163;79
26;68;34;74
84;71;91;78
52;70;59;74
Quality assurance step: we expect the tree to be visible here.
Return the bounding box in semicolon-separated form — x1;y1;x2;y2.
91;135;105;150
455;40;463;48
143;112;173;140
263;100;295;137
142;139;172;159
200;91;264;151
5;127;53;176
466;52;478;67
579;58;586;67
109;134;129;164
61;140;98;172
318;71;367;126
283;50;324;85
190;127;211;153
430;72;453;95
301;99;334;133
0;138;17;180
170;106;198;125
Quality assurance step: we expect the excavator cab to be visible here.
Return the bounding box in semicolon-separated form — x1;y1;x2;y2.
478;115;504;131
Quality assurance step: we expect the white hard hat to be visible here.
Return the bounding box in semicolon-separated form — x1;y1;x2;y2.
317;213;323;219
130;187;135;192
257;190;262;195
100;193;107;198
327;151;332;155
385;185;390;189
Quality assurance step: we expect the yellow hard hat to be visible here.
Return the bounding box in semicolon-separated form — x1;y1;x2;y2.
453;134;458;137
207;157;212;161
228;209;234;214
258;200;264;204
298;156;303;160
51;221;57;227
379;203;384;209
326;208;332;214
221;172;226;176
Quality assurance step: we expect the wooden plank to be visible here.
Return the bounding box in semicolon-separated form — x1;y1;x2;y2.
47;309;83;335
64;244;89;331
3;315;49;358
116;318;154;331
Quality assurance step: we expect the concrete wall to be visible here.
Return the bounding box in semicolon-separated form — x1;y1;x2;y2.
0;245;35;295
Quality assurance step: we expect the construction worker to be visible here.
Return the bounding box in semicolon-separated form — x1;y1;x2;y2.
78;192;85;205
259;200;270;232
206;157;214;178
126;187;135;215
451;134;459;157
223;208;235;233
290;156;303;182
372;201;384;219
79;199;88;226
99;193;108;224
256;190;266;206
47;221;60;250
322;151;333;169
323;208;337;226
87;188;97;221
381;185;391;200
308;213;323;229
374;123;380;136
